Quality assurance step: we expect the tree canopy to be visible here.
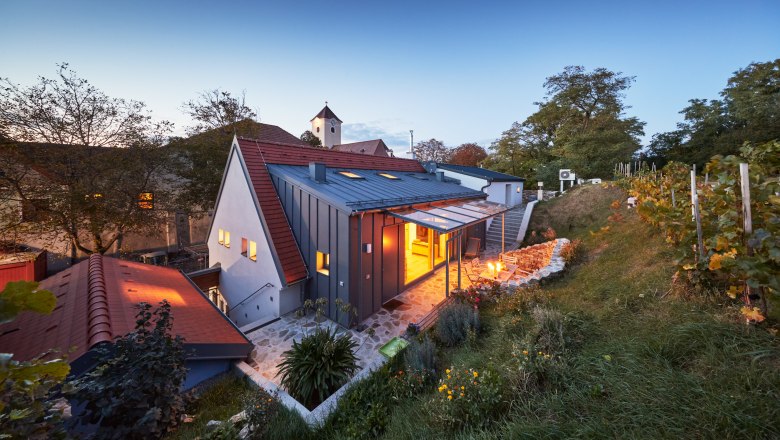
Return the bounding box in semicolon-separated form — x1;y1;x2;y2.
181;89;257;136
413;138;452;163
0;63;171;147
449;143;487;166
300;130;323;148
486;66;644;184
647;59;780;169
0;66;173;256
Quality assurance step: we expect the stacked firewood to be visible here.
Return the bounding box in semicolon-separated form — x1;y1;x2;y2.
504;240;557;273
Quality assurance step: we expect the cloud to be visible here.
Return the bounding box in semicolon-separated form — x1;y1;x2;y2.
342;122;412;153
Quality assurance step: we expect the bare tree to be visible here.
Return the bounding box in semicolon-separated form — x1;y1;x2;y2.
0;65;173;257
181;89;257;135
413;138;452;163
0;63;171;147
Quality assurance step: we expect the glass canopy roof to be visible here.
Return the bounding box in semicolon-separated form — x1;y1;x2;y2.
387;199;510;233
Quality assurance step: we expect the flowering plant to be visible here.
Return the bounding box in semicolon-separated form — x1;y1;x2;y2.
388;368;433;399
430;365;504;428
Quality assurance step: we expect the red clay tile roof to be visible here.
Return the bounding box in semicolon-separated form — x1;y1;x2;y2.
0;256;250;364
236;137;425;285
332;139;390;157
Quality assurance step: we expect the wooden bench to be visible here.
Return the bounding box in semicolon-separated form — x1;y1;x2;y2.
414;296;456;333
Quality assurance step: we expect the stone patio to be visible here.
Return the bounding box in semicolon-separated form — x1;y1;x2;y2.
244;244;502;385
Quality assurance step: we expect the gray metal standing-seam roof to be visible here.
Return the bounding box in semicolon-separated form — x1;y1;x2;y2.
436;163;526;182
267;164;486;213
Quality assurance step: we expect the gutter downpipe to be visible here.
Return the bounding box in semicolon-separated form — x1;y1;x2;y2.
357;212;363;323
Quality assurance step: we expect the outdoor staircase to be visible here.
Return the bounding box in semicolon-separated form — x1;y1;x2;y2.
486;205;525;248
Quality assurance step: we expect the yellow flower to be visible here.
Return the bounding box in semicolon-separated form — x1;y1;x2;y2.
448;395;453;400
461;386;465;390
447;375;451;379
447;390;452;395
538;351;543;355
460;393;464;397
473;371;478;378
445;368;451;374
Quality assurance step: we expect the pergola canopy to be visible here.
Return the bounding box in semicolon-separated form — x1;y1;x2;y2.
387;199;509;233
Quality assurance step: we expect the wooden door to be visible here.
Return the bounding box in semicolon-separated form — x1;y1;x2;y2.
381;224;400;303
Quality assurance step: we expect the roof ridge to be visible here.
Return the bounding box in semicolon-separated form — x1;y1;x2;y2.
237;137;419;164
86;254;112;347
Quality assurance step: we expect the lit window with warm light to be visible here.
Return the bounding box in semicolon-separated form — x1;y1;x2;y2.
249;241;257;261
218;228;224;244
137;192;154;209
224;231;231;248
338;171;363;179
316;251;330;275
378;172;400;180
241;238;248;257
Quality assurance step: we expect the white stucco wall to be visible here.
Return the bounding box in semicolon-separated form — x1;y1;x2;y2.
311;117;341;148
208;145;286;327
437;169;524;207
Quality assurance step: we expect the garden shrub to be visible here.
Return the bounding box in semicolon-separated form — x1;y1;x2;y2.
404;334;437;374
560;238;584;265
202;422;241;440
509;306;569;392
322;360;401;440
276;327;358;409
67;300;187;439
436;302;480;347
243;387;280;439
430;366;506;429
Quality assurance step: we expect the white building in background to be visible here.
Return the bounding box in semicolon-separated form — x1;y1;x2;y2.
310;104;342;148
426;163;525;208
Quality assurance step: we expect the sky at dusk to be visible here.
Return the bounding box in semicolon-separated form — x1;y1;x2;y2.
1;0;778;155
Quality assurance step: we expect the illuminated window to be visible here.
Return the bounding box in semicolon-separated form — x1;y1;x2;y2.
224;231;231;248
218;228;224;244
316;251;330;276
378;172;400;180
338;171;363;179
137;192;154;209
249;241;257;261
241;238;248;257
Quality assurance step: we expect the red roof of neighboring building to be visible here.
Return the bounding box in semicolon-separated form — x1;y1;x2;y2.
235;137;425;285
0;255;251;364
332;139;391;157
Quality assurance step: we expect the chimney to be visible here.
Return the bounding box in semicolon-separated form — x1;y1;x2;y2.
310;162;326;183
435;171;445;182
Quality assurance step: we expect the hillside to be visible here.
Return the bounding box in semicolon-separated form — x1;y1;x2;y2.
372;184;780;438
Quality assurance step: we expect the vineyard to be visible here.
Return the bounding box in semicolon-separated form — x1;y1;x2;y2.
619;141;780;323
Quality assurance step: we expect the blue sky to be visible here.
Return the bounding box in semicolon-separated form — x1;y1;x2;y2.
1;0;778;155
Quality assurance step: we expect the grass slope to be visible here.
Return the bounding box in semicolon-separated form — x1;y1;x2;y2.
376;184;779;439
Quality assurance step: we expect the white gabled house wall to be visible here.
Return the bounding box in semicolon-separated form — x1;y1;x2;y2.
208;141;300;328
436;169;524;229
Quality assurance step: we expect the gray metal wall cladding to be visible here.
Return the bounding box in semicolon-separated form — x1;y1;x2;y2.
272;175;353;325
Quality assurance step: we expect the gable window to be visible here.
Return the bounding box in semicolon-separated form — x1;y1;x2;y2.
338;171;363;179
218;228;225;245
249;240;257;261
137;192;154;210
241;238;248;257
316;251;330;276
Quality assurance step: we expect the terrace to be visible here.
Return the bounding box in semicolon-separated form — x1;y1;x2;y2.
242;239;566;386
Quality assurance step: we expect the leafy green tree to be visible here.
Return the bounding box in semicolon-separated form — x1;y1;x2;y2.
0;281;70;439
649;59;779;169
300;130;323;148
67;300;187;439
487;66;644;182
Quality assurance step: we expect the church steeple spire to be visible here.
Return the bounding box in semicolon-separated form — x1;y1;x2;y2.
310;103;342;148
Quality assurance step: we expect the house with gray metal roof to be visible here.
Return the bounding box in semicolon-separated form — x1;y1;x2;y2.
207;129;512;328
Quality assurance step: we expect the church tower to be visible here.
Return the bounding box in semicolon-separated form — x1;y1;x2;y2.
310;103;342;148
